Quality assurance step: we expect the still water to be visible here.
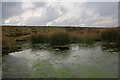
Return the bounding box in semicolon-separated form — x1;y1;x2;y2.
2;43;118;78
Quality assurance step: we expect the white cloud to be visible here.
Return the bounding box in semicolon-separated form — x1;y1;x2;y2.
3;2;118;27
90;16;116;27
22;2;34;10
4;2;46;25
2;0;120;2
21;8;45;20
93;17;112;25
46;2;85;25
5;20;10;24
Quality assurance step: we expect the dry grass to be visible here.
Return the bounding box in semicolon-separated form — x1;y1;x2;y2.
2;26;120;55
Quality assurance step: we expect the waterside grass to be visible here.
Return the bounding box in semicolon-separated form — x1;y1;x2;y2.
2;26;120;55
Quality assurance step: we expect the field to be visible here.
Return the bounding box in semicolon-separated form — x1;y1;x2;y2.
2;26;120;55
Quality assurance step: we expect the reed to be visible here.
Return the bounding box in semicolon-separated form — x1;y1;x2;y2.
101;30;119;42
50;32;71;46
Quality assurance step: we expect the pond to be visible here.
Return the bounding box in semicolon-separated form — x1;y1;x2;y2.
2;43;118;78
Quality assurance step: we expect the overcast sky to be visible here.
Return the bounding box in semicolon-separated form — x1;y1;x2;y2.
2;1;119;27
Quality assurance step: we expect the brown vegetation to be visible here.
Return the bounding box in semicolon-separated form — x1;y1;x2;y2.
2;26;120;55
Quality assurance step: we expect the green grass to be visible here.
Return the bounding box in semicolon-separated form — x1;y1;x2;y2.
31;32;71;47
101;30;119;42
31;30;96;46
3;26;120;55
50;32;71;46
77;37;95;44
31;34;50;44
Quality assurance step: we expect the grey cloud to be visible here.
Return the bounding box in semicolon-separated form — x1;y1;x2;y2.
77;2;118;27
2;2;118;27
2;2;23;21
25;3;68;25
86;2;118;22
85;2;118;17
118;2;120;26
33;2;46;8
0;1;2;25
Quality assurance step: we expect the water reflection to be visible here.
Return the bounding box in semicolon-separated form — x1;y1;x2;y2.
2;43;118;78
2;51;32;78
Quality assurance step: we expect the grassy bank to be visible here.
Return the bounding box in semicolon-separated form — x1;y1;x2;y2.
2;26;120;55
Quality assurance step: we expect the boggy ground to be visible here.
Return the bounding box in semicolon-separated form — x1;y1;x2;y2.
2;26;120;55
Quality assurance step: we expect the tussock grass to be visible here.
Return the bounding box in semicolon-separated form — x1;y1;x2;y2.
31;34;50;44
50;32;70;46
101;30;119;42
2;26;120;55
